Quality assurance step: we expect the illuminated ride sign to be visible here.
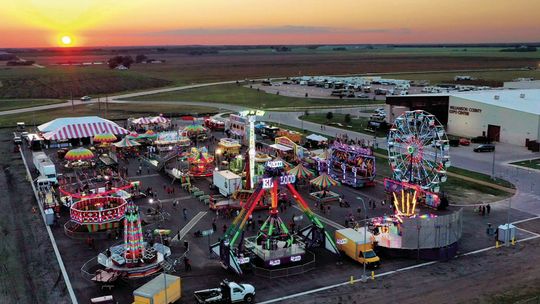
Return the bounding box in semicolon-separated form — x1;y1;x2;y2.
262;175;296;189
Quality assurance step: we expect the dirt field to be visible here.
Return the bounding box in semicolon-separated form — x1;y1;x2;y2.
287;238;540;304
0;131;68;303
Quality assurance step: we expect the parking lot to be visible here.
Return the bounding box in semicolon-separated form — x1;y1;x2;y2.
249;83;425;102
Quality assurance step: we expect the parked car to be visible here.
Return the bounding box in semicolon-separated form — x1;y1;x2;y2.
473;144;495;152
459;138;471;146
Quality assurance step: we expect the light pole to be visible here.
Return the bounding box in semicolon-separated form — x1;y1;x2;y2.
490;148;496;180
356;196;368;282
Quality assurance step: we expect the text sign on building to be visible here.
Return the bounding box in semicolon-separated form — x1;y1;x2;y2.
266;160;283;168
449;106;482;116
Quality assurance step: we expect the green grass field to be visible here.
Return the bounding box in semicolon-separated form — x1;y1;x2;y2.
510;158;540;170
0;103;218;128
0;99;64;111
125;83;372;109
300;113;387;137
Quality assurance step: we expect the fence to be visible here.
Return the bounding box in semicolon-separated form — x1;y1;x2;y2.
251;251;316;279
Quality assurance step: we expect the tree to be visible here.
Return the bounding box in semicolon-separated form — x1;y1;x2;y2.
326;112;333;121
344;114;351;124
108;55;134;69
135;54;147;63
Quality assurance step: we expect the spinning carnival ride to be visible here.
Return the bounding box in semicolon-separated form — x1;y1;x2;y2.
387;110;450;193
211;160;339;275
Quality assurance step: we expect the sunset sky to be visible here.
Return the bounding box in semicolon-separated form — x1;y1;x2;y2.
1;0;540;47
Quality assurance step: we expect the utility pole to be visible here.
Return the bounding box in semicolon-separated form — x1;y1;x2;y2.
71;92;74;111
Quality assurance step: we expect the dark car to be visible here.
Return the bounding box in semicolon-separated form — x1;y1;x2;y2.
473;144;495;152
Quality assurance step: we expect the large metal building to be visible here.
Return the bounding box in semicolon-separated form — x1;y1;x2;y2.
386;89;540;146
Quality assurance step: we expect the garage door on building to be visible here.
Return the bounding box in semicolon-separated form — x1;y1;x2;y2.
487;124;501;142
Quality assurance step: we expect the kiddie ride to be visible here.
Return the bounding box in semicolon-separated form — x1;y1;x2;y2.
211;160;339;275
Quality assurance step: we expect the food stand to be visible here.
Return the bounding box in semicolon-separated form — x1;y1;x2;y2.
217;138;242;155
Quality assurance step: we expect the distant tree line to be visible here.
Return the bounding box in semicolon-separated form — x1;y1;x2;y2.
500;45;537;52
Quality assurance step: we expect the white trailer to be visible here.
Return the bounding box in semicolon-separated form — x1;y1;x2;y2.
32;152;57;184
213;170;242;197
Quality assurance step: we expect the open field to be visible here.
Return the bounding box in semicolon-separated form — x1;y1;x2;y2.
0;66;172;99
0;99;64;111
510;158;540;170
0;102;218;128
2;48;536;100
125;83;366;109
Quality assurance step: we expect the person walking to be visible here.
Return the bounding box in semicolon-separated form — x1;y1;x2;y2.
183;208;188;220
486;204;491;215
183;256;191;271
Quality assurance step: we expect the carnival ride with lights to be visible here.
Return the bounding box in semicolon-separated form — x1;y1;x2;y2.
95;201;170;279
211;160;339;275
367;109;461;260
187;147;215;177
328;142;376;188
387;110;450;194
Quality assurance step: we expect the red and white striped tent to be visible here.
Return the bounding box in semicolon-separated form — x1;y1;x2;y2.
38;116;129;141
149;116;170;124
131;117;152;125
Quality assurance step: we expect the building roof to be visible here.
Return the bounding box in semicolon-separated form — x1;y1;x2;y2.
38;116;129;140
406;89;540;115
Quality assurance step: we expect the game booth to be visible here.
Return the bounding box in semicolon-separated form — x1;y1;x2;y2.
218;138;242;156
328;142;376;188
227;114;249;145
154;131;191;152
270;136;305;161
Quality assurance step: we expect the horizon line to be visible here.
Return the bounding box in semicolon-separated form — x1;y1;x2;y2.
1;41;540;50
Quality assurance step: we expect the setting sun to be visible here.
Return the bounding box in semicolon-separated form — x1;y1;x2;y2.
61;35;72;45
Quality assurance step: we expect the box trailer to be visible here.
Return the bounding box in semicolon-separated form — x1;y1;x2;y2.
133;274;181;304
335;228;380;267
213;170;242;197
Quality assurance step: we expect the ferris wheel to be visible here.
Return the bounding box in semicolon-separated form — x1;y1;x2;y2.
387;110;450;192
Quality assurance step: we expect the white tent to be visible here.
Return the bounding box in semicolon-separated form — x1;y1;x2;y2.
306;134;328;142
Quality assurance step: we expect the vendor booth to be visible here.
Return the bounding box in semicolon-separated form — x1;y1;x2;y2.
217;138;242;155
276;129;303;144
270;136;305;160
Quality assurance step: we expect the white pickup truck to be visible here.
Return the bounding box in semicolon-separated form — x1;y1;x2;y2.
194;280;255;303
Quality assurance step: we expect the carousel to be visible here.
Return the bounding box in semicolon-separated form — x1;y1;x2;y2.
64;147;96;170
187;147;214;177
309;173;341;204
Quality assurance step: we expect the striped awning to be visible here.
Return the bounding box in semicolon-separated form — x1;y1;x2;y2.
150;116;170;123
43;121;129;140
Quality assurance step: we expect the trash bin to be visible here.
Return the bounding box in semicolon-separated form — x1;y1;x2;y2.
44;208;55;226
